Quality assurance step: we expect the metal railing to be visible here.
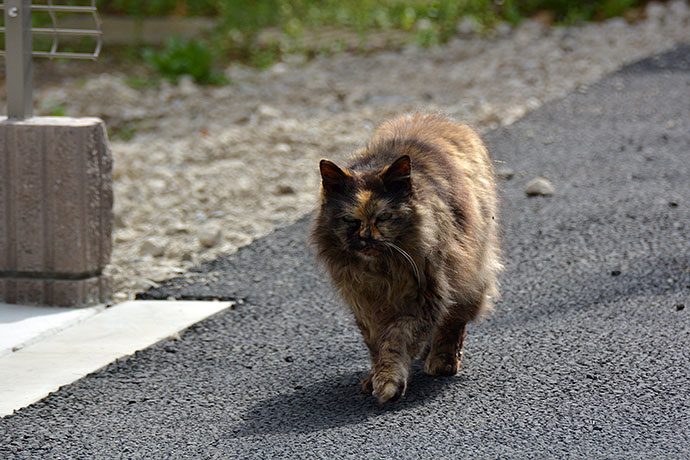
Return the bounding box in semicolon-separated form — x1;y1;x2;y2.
1;0;102;119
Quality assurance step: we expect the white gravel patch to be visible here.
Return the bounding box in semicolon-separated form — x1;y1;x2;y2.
34;1;690;302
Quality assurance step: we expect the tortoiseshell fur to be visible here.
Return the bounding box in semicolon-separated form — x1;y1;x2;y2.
311;113;501;403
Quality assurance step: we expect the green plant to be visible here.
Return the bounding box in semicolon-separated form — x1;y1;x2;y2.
248;45;280;69
110;121;140;141
143;37;227;84
47;104;67;116
125;76;162;89
412;19;441;48
498;0;642;24
97;0;219;17
47;0;647;71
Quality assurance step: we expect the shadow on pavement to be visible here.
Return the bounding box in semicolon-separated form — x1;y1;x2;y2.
228;365;458;437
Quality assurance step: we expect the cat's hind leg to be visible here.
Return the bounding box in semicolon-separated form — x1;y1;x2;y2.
425;290;492;375
424;295;486;375
424;319;467;376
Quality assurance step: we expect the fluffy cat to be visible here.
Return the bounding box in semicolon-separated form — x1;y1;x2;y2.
311;112;501;403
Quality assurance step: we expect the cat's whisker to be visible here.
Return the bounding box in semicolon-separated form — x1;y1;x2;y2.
386;242;420;286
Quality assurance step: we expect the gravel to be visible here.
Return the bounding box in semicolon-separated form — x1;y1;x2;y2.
28;1;690;301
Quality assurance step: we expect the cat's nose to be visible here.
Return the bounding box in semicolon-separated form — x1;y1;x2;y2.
359;226;372;240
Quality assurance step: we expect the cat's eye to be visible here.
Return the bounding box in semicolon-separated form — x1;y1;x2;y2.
342;216;359;223
377;212;393;221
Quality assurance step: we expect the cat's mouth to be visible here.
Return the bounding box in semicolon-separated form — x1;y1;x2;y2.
359;248;382;257
355;240;385;258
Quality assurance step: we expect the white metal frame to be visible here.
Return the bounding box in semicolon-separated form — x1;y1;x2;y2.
1;0;102;119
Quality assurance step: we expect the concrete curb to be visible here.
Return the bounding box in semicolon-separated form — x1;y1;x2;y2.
0;300;231;417
0;302;106;358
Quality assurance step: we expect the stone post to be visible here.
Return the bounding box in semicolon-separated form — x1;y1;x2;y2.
0;117;113;307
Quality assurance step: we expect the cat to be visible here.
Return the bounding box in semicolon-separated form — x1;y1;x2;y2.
311;112;501;403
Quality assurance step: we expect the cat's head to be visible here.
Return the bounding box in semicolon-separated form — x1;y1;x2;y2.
317;155;415;258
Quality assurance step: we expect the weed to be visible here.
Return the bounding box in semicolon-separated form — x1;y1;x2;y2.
125;76;162;89
143;37;228;84
97;0;218;17
57;0;647;70
47;104;67;116
110;121;140;142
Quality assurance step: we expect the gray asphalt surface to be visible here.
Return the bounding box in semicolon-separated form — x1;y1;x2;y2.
2;45;689;460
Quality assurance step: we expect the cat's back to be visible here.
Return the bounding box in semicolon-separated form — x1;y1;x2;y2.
352;112;492;178
371;112;478;149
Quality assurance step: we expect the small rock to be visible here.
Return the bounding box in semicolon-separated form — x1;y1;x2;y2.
645;1;666;21
344;90;367;108
282;53;307;65
526;97;541;110
198;225;223;248
669;0;690;19
276;184;296;195
165;223;188;235
502;105;527;125
83;74;138;105
149;178;167;192
496;167;514;180
114;212;128;229
114;228;139;244
257;104;282;120
560;36;577;53
177;75;198;97
112;291;130;303
494;22;512;37
456;16;481;36
148;266;175;282
525;177;554;197
269;63;289;75
605;17;627;29
225;231;252;247
140;238;167;257
274;143;291;154
415;18;434;32
513;19;546;46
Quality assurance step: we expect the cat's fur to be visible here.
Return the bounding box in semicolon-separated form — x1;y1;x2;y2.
311;112;501;403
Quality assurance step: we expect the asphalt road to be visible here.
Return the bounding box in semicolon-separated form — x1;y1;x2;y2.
2;45;689;460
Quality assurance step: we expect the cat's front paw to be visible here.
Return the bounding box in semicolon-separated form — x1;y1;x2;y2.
371;370;407;403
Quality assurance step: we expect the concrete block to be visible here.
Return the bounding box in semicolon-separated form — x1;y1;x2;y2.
0;277;111;307
0;117;113;307
0;279;6;302
13;279;46;306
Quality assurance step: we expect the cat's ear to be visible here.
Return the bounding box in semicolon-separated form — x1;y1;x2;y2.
320;159;350;194
381;155;412;195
